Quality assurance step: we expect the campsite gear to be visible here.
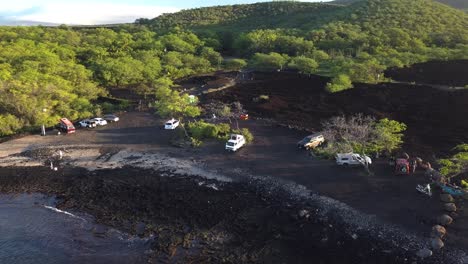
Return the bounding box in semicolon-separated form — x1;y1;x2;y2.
395;158;410;175
439;184;465;196
417;184;432;197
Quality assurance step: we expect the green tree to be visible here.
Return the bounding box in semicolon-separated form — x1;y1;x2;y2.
96;56;145;86
200;47;222;67
0;114;23;136
249;52;289;71
288;56;319;75
370;118;407;154
153;81;201;136
223;59;247;71
438;144;468;178
325;74;353;93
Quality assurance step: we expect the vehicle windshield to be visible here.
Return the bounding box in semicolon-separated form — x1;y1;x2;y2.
165;123;172;126
227;142;235;147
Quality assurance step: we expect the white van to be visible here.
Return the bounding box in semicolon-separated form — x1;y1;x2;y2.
225;134;246;152
336;153;372;166
164;119;180;129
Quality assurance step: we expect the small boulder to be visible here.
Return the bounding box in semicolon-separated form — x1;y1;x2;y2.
440;194;454;203
92;225;107;236
450;212;459;218
431;238;444;251
443;203;457;212
431;225;446;238
416;248;433;258
437;214;453;226
136;222;146;236
298;209;310;219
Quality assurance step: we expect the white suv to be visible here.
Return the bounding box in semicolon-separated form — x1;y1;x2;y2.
164;119;180;129
91;118;108;126
78;119;97;128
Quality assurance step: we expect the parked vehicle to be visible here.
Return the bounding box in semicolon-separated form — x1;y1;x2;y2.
103;114;119;122
57;118;75;134
225;134;246;152
297;133;324;150
78;119;97;128
164;119;180;129
239;114;249;120
91;117;108;126
335;153;372;166
395;158;410;175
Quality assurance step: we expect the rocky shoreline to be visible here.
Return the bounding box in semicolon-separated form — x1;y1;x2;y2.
0;164;466;263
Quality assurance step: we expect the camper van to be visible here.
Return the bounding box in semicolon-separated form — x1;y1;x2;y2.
57;118;75;134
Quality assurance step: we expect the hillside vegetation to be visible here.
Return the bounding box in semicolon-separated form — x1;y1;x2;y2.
0;26;221;136
139;2;344;32
0;0;467;136
140;0;467;89
332;0;468;10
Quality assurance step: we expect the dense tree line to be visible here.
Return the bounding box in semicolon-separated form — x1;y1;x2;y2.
0;26;221;136
142;0;468;91
332;0;468;10
138;2;339;31
1;0;467;136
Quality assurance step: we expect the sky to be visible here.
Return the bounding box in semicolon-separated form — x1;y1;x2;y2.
0;0;325;25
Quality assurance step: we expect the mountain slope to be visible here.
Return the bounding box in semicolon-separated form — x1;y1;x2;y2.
332;0;468;10
346;0;467;41
137;0;467;87
140;0;467;37
140;2;346;32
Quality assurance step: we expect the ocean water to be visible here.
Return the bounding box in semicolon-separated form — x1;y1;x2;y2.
0;193;151;264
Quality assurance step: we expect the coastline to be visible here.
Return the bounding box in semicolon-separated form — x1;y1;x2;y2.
0;150;466;263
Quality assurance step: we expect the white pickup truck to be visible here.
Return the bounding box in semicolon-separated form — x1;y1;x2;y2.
225;134;245;152
335;153;372;166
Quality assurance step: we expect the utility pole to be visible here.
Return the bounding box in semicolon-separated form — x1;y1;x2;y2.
41;108;47;136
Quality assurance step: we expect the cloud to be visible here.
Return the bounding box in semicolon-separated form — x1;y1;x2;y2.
2;1;179;25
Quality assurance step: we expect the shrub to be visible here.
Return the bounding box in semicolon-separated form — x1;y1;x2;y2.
232;128;254;143
461;180;468;190
187;121;231;141
0;114;22;136
118;99;132;111
216;123;231;139
325;74;353;93
253;94;270;102
101;102;116;113
438;144;468;178
190;137;203;147
318;115;406;157
224;59;247;71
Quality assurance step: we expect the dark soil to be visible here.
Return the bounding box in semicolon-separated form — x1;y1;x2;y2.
204;70;468;157
385;60;468;87
0;166;447;264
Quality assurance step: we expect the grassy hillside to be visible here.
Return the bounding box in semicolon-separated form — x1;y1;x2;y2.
141;0;467;33
140;2;345;32
0;0;467;136
333;0;468;10
138;0;467;90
